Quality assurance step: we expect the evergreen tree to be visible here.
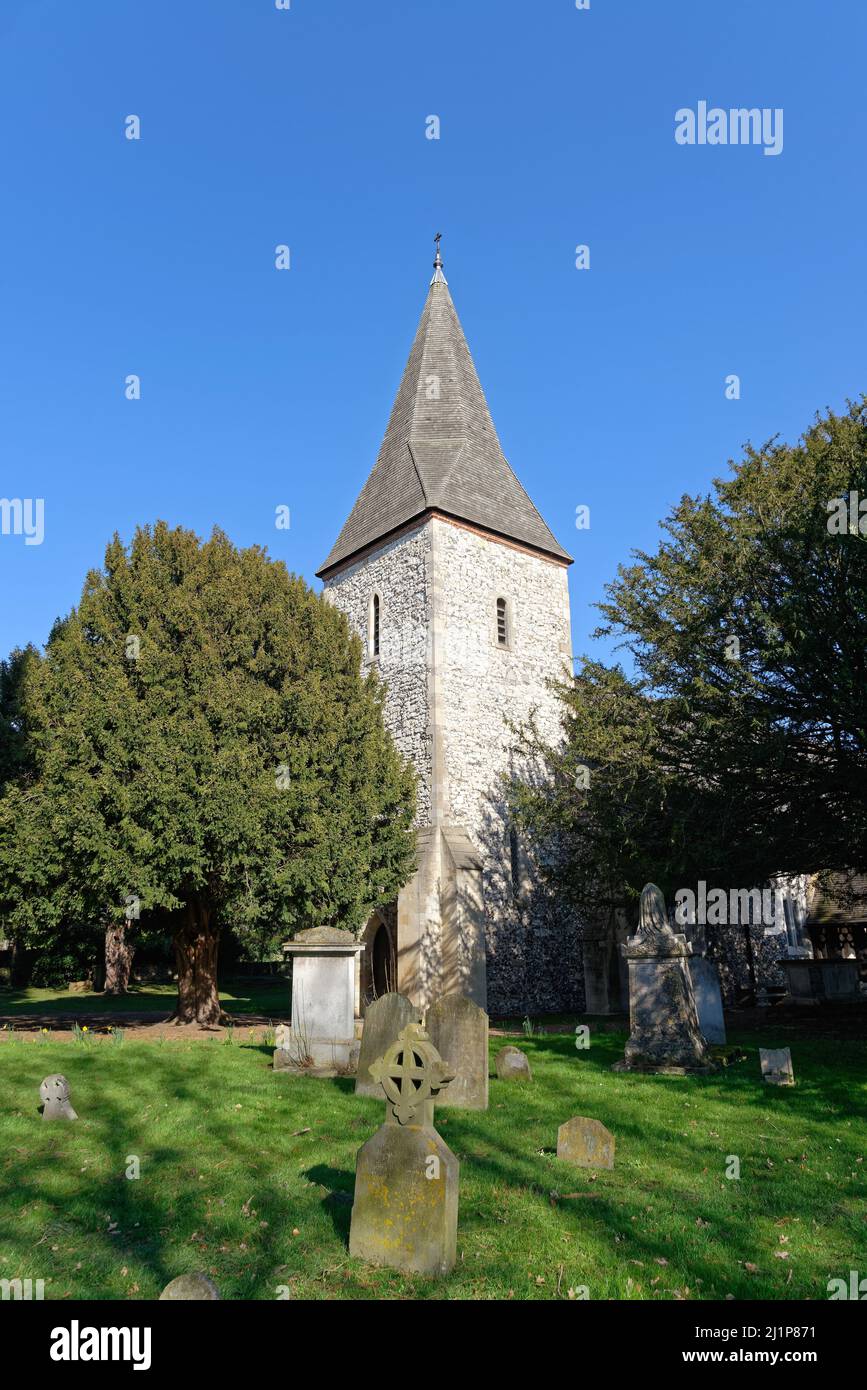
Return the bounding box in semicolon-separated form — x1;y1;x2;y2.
0;523;417;1022
510;399;867;913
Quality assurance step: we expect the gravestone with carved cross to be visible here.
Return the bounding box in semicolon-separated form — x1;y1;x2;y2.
349;1023;460;1276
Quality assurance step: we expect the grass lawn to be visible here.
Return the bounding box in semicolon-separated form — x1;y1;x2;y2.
0;1029;864;1301
0;980;289;1019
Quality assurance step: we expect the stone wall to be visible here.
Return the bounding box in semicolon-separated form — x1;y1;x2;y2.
434;518;571;827
433;519;581;1014
324;515;584;1017
324;523;434;827
686;874;810;1003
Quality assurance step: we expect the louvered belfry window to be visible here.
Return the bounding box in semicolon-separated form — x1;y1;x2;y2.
496;597;508;646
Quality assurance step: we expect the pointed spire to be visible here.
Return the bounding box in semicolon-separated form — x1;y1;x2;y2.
317;256;572;577
431;231;447;285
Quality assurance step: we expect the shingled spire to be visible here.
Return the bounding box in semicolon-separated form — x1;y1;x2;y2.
317;243;571;577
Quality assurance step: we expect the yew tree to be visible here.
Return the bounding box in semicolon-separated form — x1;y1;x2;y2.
509;397;867;912
0;523;417;1022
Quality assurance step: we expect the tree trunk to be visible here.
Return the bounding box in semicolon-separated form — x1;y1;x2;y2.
103;921;134;995
171;898;224;1025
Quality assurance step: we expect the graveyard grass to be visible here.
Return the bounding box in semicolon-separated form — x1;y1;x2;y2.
0;1030;864;1301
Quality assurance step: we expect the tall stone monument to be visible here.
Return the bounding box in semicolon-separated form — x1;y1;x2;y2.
349;1023;459;1276
275;926;365;1074
617;883;712;1073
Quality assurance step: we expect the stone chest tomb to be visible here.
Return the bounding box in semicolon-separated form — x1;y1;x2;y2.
275;926;364;1074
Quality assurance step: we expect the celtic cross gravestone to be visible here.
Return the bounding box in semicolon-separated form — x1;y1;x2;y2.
349;1023;460;1276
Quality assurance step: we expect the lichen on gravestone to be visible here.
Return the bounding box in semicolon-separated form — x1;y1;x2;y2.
349;1023;460;1276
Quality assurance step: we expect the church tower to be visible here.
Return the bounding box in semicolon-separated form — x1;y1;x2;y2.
318;244;577;1015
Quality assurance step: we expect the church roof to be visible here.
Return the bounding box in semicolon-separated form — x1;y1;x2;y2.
317;257;572;577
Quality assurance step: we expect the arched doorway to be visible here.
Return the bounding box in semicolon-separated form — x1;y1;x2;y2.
372;922;393;997
360;910;397;1007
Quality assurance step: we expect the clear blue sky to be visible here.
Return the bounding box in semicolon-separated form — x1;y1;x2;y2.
1;0;864;668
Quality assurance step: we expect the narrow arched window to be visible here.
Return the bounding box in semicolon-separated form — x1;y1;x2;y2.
496;597;508;646
509;827;520;895
371;593;381;657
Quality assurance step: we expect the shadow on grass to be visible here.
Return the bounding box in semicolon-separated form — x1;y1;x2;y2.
441;1030;867;1295
0;977;290;1025
303;1164;355;1242
0;1046;335;1298
1;1029;863;1300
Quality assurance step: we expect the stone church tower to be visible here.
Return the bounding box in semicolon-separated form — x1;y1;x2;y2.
318;246;579;1015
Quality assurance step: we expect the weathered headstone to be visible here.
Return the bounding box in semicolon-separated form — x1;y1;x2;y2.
349;1023;459;1276
40;1074;77;1122
557;1116;615;1170
581;907;629;1014
495;1045;532;1081
781;957;860;1004
355;992;420;1098
159;1273;220;1300
425;992;489;1110
760;1047;795;1086
616;883;712;1073
274;926;365;1075
688;956;726;1045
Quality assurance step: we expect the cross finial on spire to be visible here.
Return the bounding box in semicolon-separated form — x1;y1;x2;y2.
430;231;447;285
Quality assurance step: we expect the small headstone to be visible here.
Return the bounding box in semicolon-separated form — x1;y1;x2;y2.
273;1021;306;1072
557;1116;615;1170
495;1045;532;1081
426;992;489;1110
159;1273;220;1300
349;1023;459;1276
40;1074;77;1122
760;1047;794;1086
355;992;420;1097
688;957;726;1045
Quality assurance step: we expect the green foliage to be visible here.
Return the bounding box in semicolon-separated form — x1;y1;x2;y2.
0;522;416;979
510;399;867;911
